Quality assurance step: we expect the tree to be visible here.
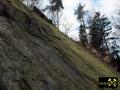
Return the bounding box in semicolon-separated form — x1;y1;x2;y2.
48;0;64;28
74;3;88;46
79;24;88;46
60;16;73;35
89;12;112;55
74;4;86;23
110;40;120;59
110;39;120;72
109;1;120;71
113;0;120;35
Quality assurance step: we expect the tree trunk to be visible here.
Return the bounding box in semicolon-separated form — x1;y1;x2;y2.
57;10;59;29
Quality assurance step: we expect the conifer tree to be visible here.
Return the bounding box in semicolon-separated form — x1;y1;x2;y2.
74;3;87;46
110;40;120;72
49;0;64;28
89;12;112;54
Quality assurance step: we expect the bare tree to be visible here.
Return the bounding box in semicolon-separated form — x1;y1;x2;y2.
60;16;73;35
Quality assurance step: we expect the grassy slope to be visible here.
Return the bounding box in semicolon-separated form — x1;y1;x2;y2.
1;0;120;89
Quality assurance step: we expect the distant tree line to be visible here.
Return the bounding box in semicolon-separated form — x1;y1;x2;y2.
75;3;120;72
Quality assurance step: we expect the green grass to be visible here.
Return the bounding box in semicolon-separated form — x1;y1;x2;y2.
48;26;120;89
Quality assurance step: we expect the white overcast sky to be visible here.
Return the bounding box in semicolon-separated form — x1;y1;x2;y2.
61;0;118;41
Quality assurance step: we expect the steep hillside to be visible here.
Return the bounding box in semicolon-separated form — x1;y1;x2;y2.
0;0;119;90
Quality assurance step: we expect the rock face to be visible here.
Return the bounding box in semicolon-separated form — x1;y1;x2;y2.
0;0;120;90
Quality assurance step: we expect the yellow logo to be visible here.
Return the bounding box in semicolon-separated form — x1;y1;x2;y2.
99;77;118;88
108;78;117;87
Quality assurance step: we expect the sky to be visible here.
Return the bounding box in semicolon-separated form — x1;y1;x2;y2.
61;0;118;41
